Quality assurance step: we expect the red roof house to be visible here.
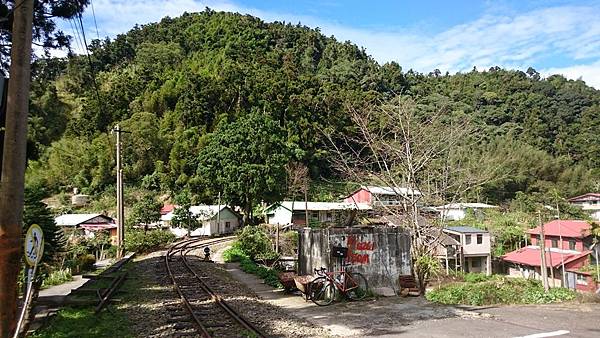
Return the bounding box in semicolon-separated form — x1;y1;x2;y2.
160;204;176;215
502;220;598;292
527;220;591;238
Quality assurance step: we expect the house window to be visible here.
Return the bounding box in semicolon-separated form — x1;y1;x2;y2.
551;239;558;248
576;274;588;285
477;234;483;244
471;258;481;268
569;240;576;250
326;212;333;221
311;211;319;220
465;234;472;245
225;222;231;229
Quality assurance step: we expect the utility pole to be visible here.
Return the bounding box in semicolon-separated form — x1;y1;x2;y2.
0;1;34;336
304;185;309;228
112;125;126;258
216;192;221;235
538;211;549;292
555;202;567;287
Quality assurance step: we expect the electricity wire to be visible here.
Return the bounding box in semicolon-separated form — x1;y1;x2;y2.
90;0;100;40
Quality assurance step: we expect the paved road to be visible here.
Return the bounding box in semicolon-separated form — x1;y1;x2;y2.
397;303;600;338
221;251;599;338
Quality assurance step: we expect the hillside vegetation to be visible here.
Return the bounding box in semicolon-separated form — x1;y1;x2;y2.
26;10;600;210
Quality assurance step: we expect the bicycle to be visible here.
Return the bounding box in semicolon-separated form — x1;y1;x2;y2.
309;265;369;306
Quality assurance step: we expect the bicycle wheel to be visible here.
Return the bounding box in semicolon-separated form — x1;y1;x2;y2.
346;272;369;301
310;277;336;306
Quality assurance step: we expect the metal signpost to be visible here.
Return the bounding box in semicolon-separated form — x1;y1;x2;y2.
14;224;44;338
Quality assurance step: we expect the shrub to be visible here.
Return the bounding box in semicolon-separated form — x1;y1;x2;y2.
426;277;577;306
464;273;492;283
236;226;274;260
223;246;282;288
280;231;299;256
222;245;247;263
78;254;96;272
42;268;73;289
124;229;176;253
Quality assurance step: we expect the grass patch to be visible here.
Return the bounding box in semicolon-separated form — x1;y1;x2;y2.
34;261;139;337
223;246;282;288
426;276;577;306
30;307;132;338
41;268;73;289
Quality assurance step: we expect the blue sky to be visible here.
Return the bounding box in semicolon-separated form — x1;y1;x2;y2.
68;0;600;88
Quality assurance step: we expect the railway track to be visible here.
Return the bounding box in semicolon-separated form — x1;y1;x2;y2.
165;237;267;338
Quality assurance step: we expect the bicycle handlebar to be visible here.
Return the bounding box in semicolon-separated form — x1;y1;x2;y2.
313;267;327;275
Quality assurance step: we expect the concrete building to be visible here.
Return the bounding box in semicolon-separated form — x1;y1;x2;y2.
343;186;421;208
442;226;492;275
163;205;240;237
436;203;498;221
263;201;371;227
568;193;600;221
502;220;598;292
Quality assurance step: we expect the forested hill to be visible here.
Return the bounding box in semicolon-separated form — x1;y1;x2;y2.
27;10;600;204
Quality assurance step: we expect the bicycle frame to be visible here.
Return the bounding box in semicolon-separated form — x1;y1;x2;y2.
321;270;359;293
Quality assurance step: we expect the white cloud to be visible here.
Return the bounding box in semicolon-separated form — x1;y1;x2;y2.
541;61;600;89
63;1;600;88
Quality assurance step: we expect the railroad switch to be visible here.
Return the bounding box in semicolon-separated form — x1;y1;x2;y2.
203;246;212;262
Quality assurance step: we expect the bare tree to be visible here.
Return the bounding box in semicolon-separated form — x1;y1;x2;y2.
324;96;505;293
285;162;310;227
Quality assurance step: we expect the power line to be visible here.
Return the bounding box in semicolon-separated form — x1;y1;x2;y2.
75;11;103;117
68;18;85;53
90;0;100;40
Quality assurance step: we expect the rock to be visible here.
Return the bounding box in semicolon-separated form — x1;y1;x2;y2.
373;287;396;297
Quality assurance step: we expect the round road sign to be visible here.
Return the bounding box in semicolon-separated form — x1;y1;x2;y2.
24;224;44;266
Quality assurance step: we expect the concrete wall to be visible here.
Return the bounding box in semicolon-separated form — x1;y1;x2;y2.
298;227;411;294
460;232;491;256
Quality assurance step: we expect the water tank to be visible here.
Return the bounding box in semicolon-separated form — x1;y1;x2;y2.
71;194;90;206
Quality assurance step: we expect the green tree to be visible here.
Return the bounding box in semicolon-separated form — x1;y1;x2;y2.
0;1;89;74
19;188;67;335
22;188;66;266
130;194;162;233
196;112;292;223
170;190;200;236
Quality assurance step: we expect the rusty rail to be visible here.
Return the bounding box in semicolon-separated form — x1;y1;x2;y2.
94;272;128;314
165;237;266;338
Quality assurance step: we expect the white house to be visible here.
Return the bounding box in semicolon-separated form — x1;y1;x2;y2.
55;213;117;243
568;193;600;221
163;205;240;237
436;203;498;221
264;201;371;227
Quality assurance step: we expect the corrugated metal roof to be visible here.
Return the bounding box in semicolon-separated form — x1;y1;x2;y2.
445;226;487;234
162;205;232;222
268;201;372;212
568;193;600;202
503;246;591;268
437;203;497;210
363;186;421;196
527;220;591;238
55;213;104;226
